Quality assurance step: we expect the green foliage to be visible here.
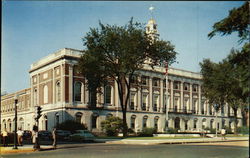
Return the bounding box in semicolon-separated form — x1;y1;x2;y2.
138;128;157;137
224;126;233;134
78;18;177;137
236;126;249;134
128;128;135;134
208;2;250;43
166;127;178;134
101;116;123;136
56;120;87;133
209;128;216;134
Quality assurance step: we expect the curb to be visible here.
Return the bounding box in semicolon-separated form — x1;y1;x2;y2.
105;139;249;145
1;147;54;154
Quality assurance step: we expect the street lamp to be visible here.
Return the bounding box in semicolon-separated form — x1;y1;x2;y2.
13;95;18;149
214;103;220;138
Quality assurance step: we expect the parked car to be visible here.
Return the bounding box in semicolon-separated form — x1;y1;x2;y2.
38;130;52;140
69;130;95;142
23;130;32;140
56;130;72;140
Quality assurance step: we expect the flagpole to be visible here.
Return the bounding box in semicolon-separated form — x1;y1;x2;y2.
165;63;169;131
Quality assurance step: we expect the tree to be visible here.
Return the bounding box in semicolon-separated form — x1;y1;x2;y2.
205;2;250;131
199;59;228;136
101;116;123;136
208;2;250;43
78;18;177;137
56;120;87;133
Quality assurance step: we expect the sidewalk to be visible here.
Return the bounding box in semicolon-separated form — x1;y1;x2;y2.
1;137;248;154
96;136;249;145
0;145;54;154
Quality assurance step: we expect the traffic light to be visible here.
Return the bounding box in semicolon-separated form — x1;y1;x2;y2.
37;106;42;119
35;106;42;121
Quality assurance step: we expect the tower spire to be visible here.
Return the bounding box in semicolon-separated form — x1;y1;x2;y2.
149;5;155;20
146;5;159;41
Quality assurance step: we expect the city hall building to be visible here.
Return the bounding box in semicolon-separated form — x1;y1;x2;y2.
0;18;243;134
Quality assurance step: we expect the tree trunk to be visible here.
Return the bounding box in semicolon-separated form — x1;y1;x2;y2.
122;110;128;137
116;78;128;137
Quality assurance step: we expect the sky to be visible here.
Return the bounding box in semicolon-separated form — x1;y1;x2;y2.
2;1;244;94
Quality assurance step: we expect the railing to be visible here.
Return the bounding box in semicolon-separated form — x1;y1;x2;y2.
168;108;195;114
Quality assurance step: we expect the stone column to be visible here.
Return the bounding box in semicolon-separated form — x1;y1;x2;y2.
37;74;40;106
206;101;210;116
224;103;228;117
180;82;184;111
52;67;55;104
160;79;164;113
198;85;202;115
30;77;33;107
137;87;141;111
170;80;174;110
149;77;153;112
69;64;73;105
190;83;193;112
114;80;119;114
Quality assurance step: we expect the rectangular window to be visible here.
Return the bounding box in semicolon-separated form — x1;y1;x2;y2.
130;94;135;110
153;78;159;87
141;76;147;85
153;95;158;111
142;95;147;110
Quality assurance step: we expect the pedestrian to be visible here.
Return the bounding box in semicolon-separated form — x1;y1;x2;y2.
17;128;24;146
221;128;226;140
1;129;8;147
32;125;39;150
52;128;57;149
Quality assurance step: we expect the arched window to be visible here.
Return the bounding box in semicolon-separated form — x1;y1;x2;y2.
175;117;180;129
3;120;6;130
184;120;188;130
202;118;206;129
56;81;61;102
75;112;83;123
210;119;214;129
34;89;38;106
7;119;12;132
55;113;59;126
143;116;148;128
74;82;82;102
105;85;112;104
131;115;136;129
44;85;48;104
222;119;226;128
19;118;24;130
194;118;198;129
92;114;98;129
154;116;159;130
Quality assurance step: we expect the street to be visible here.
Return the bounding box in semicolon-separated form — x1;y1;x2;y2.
2;141;248;158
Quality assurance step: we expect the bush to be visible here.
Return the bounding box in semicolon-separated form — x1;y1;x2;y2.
166;127;178;134
210;128;216;134
138;128;156;137
236;126;249;134
224;126;233;134
56;120;87;133
128;128;135;134
101;116;123;136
